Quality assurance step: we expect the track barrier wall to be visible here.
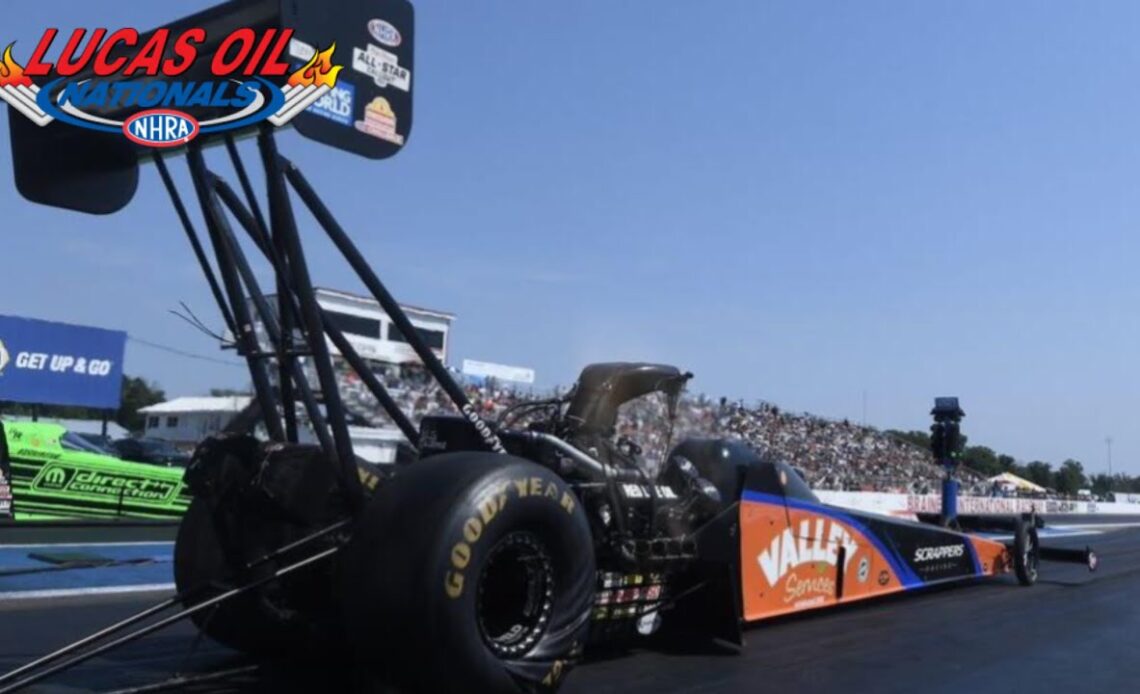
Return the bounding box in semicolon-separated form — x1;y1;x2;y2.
816;491;1140;519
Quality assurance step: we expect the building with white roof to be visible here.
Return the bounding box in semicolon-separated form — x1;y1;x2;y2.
139;396;252;444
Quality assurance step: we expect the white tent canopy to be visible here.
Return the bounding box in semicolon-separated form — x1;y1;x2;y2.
988;471;1046;493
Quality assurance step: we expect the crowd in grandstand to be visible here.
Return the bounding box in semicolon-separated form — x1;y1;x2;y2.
325;359;990;495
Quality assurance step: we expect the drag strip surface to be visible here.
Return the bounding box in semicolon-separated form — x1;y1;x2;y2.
2;528;1139;693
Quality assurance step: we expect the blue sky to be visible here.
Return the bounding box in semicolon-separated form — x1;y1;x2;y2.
1;1;1138;474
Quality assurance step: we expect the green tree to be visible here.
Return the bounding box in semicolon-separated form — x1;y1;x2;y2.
1054;459;1087;495
1053;459;1087;496
996;454;1017;472
117;376;166;432
1023;461;1054;489
1090;473;1113;497
963;445;1000;476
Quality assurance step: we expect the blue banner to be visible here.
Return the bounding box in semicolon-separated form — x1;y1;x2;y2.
0;315;127;409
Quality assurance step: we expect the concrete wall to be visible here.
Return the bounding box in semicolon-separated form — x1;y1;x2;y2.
816;490;1140;518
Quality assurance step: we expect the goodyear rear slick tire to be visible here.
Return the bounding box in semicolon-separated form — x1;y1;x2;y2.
340;453;595;693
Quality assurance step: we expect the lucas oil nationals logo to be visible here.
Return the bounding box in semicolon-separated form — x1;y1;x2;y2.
758;519;860;607
0;27;343;148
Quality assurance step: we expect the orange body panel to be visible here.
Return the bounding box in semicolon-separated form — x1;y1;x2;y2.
739;496;1012;622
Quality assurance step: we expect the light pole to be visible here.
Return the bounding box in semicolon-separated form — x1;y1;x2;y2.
1106;436;1113;490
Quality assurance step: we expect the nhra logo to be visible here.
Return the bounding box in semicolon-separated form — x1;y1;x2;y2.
0;27;344;148
0;339;9;374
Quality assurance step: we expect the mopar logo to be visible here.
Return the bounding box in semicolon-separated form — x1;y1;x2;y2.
122;110;200;148
914;544;965;563
37;465;71;489
0;339;8;373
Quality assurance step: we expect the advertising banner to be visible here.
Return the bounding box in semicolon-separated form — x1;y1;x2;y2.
462;359;536;385
0;315;127;409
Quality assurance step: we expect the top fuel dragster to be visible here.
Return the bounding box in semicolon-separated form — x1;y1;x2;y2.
0;1;1097;692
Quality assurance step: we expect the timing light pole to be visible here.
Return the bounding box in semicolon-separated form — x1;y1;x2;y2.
930;397;965;528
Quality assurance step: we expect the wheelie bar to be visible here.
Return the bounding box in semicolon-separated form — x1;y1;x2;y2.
1038;545;1098;572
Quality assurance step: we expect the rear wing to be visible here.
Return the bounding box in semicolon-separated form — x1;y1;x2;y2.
8;0;414;215
4;0;507;502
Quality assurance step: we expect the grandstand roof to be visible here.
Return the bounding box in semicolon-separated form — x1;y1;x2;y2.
314;287;456;320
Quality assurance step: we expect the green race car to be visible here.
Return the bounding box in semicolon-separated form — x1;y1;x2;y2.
0;420;190;521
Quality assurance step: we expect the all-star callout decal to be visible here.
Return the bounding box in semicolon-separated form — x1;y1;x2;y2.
0;28;343;148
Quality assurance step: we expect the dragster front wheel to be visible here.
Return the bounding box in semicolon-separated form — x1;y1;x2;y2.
339;453;596;693
1013;518;1040;586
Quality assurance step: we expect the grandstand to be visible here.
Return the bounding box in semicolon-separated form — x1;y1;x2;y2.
327;363;986;494
248;288;981;490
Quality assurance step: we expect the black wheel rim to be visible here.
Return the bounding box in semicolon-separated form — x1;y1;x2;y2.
476;532;555;658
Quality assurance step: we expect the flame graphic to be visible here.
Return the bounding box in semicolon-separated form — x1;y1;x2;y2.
287;43;342;88
0;44;32;88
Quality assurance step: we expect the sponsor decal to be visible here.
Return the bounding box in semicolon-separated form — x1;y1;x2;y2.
356;464;380;491
913;544;965;563
0;28;345;147
636;611;662;636
0;349;115;377
38;465;69;489
289;38;316;63
31;464;180;502
445;475;576;599
620;484;678;500
857;556;870;583
418;428;446;452
351;43;410;92
368;19;403;48
784;573;835;606
306;79;355;126
540;660;566;688
122;109;198;148
756;519;859;587
459;402;505;453
878;569;890;586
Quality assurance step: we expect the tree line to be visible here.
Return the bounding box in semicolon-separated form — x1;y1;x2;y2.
886;429;1135;498
0;376;166;433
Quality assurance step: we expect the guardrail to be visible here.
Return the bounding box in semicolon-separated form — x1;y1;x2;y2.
816;490;1140;518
